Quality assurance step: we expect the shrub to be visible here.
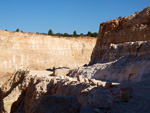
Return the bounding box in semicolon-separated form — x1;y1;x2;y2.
48;29;53;35
16;28;20;32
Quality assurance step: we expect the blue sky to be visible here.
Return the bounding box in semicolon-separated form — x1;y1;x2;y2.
0;0;149;34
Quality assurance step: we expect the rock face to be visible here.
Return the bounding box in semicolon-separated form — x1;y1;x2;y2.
68;7;150;82
0;70;116;113
0;30;96;74
90;6;150;63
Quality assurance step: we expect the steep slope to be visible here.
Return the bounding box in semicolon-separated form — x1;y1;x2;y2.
68;7;150;82
90;6;150;63
0;31;96;74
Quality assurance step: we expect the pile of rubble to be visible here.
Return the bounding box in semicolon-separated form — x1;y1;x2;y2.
0;70;133;113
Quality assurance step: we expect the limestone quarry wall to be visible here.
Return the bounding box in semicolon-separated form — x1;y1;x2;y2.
0;30;96;73
90;7;150;64
68;7;150;82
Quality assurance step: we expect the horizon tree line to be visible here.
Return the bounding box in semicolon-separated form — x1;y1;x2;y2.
47;29;98;37
5;28;98;38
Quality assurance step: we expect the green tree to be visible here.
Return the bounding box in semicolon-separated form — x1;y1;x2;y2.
16;28;20;32
80;33;84;37
87;31;92;36
5;29;7;31
63;33;69;37
91;32;98;37
48;29;53;35
55;33;62;36
73;30;77;37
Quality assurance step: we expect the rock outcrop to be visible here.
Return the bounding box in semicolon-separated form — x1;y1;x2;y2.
0;30;96;74
90;6;150;63
0;70;121;113
68;7;150;82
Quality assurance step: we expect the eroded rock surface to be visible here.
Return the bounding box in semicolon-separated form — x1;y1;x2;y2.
0;70;116;113
90;6;150;63
0;30;96;75
1;70;149;113
68;7;150;82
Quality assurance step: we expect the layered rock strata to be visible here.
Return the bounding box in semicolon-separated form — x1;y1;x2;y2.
0;30;96;74
90;6;150;63
68;7;150;82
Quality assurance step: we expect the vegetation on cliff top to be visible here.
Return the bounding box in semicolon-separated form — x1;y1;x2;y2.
10;28;98;38
47;29;98;37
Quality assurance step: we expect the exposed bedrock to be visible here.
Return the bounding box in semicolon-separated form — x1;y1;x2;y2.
68;41;150;82
0;70;121;113
0;30;96;73
68;7;150;82
90;6;150;64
